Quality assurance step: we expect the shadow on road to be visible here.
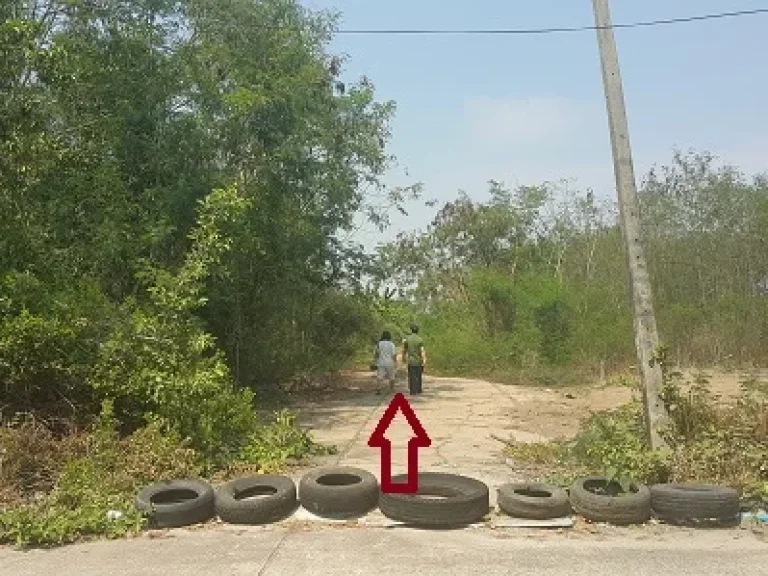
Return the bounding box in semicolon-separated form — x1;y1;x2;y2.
286;372;463;431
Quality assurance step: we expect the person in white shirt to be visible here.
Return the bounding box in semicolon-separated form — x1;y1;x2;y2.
373;330;397;394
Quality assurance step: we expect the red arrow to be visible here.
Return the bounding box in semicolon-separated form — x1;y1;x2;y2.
368;393;431;493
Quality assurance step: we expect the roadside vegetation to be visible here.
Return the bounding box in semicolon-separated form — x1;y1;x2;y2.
1;0;376;546
2;0;767;548
372;154;768;383
503;367;768;509
370;146;768;508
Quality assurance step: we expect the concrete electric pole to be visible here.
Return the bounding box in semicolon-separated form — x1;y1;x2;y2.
591;0;669;449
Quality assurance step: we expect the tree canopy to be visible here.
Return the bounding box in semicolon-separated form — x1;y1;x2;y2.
0;0;398;444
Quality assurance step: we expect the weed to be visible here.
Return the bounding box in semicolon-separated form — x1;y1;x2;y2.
741;377;768;397
504;440;566;466
239;409;336;470
504;371;767;504
0;416;85;505
659;373;768;501
0;402;205;547
0;400;327;547
565;402;672;490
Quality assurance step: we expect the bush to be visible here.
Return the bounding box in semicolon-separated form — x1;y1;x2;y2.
86;186;263;465
238;409;335;470
1;186;260;465
566;403;672;490
0;401;329;546
660;372;768;501
505;372;768;504
0;403;202;546
0;273;113;418
89;308;260;468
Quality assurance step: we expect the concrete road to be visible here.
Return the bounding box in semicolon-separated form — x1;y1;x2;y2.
4;375;764;574
1;525;766;575
288;374;597;506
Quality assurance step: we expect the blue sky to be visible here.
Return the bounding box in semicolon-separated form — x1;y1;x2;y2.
300;0;768;248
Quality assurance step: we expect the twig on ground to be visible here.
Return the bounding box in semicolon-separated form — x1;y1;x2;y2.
490;434;515;446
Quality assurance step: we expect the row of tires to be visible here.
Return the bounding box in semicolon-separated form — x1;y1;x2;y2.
135;467;741;529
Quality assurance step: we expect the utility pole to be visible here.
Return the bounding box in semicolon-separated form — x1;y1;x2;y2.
591;0;669;449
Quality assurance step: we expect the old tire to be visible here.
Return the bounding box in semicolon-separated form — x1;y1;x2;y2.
650;483;740;524
298;467;379;519
379;472;490;526
497;482;571;520
215;475;297;525
569;476;651;525
135;479;215;528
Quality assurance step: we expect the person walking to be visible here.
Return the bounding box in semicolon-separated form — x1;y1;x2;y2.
373;330;397;395
402;323;426;395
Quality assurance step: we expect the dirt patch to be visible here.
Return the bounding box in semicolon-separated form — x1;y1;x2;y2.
675;368;768;400
486;384;634;442
286;368;766;446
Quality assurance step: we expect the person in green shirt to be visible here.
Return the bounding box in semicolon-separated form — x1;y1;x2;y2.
401;323;427;395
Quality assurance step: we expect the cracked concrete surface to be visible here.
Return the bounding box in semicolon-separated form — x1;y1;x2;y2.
288;374;592;506
284;376;532;503
2;520;766;575
3;373;766;575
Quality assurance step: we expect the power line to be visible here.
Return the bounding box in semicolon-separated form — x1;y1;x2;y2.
335;7;768;35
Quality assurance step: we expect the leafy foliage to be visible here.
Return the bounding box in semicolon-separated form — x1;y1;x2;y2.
0;401;328;547
88;185;259;465
377;152;768;378
505;374;768;505
239;409;335;468
1;0;397;421
0;0;382;545
0;403;200;546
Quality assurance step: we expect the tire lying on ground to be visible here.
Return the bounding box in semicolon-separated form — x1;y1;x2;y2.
650;483;740;524
378;472;490;526
298;467;379;519
569;476;651;525
497;482;571;520
215;475;298;525
135;479;215;528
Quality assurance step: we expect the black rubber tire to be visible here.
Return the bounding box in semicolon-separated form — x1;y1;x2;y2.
650;483;740;523
135;479;215;528
569;476;651;525
215;475;298;525
497;482;571;520
298;467;379;519
378;472;490;526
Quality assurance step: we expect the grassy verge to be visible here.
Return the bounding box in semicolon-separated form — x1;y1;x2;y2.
503;371;768;508
0;407;333;547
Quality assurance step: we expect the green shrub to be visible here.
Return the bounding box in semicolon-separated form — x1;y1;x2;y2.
0;273;114;417
0;403;203;547
566;403;672;489
660;372;768;500
506;373;768;504
239;409;335;470
89;309;259;467
85;185;262;465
